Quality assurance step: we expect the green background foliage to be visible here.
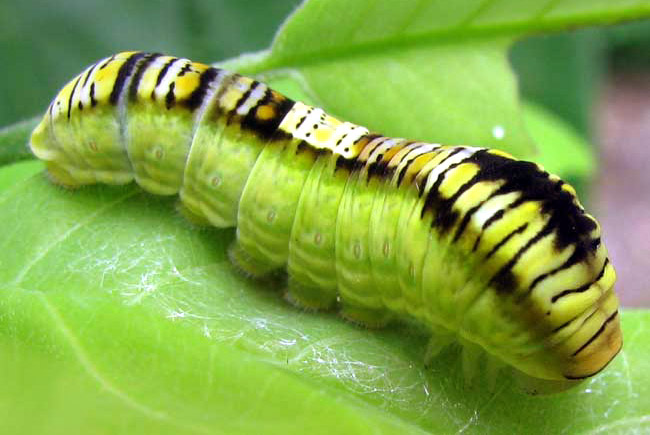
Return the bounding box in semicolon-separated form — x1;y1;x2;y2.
1;0;649;433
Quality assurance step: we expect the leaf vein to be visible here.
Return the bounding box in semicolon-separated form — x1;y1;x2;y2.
39;293;212;434
11;189;138;286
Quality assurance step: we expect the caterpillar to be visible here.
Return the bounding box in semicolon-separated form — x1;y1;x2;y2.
29;51;622;391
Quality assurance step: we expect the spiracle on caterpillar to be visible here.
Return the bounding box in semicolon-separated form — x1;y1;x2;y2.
29;51;622;394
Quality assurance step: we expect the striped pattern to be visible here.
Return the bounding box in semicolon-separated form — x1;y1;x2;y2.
30;52;622;387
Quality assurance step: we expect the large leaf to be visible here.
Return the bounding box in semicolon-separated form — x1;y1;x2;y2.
2;0;650;433
224;0;650;161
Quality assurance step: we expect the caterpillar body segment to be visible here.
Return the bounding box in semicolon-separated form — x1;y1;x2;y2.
30;51;622;388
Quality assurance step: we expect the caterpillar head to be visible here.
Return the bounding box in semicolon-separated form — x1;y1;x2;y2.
452;151;622;390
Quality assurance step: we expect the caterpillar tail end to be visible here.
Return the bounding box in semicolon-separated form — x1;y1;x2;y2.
30;119;81;189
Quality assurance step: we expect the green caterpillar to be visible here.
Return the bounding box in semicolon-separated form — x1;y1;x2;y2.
30;51;622;391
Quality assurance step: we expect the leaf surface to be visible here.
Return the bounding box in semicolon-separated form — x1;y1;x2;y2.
0;168;648;433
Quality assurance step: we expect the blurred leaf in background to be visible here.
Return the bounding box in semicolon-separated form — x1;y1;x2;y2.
511;29;605;138
1;0;648;134
0;0;301;126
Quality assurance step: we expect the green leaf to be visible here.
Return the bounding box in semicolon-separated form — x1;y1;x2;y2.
521;101;595;193
0;160;42;193
223;0;650;159
0;167;649;434
268;0;650;60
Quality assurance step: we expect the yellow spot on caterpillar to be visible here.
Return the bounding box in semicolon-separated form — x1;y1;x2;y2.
314;128;334;143
267;209;276;223
134;55;174;100
314;233;322;245
210;175;221;188
382;141;409;163
88;141;98;152
438;163;479;198
220;77;255;111
256;105;276;121
487;148;514;160
175;74;202;99
561;183;577;197
400;152;437;183
92;53;138;104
